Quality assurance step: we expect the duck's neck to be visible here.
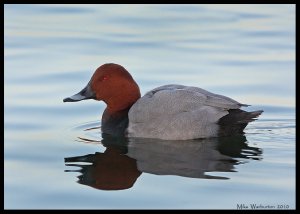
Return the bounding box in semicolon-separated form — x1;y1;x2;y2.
105;86;141;113
101;92;141;137
101;81;141;136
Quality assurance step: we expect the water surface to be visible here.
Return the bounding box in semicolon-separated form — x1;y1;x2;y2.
4;4;295;209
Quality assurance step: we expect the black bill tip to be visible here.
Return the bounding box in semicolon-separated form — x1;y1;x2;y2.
63;97;76;102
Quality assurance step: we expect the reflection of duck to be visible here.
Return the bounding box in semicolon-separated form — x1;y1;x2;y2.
65;138;141;191
126;135;261;179
65;134;262;190
63;63;263;140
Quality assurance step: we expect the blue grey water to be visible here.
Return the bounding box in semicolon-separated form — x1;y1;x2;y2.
4;4;295;209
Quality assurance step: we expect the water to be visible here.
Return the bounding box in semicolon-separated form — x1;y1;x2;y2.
4;4;295;209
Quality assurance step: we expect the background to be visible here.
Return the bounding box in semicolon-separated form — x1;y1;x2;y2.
4;4;295;209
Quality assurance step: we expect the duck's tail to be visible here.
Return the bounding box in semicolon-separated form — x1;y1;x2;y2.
218;109;263;136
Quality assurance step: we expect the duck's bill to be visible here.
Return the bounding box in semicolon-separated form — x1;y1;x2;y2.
63;84;96;102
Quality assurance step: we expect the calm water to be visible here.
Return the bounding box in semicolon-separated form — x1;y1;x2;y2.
4;4;295;209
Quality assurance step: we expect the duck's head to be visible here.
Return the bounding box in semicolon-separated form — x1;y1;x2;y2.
63;63;141;112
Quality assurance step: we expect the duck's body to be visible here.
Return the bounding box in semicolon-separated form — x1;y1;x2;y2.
64;63;263;140
127;84;262;140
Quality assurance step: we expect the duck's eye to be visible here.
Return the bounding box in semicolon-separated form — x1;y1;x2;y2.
100;75;109;81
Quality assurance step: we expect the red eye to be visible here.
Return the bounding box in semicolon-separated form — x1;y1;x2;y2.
101;75;109;81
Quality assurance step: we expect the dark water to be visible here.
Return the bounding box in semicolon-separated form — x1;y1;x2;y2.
4;4;295;209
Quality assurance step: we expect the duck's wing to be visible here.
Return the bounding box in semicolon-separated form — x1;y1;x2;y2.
130;84;246;120
127;84;246;140
147;84;247;109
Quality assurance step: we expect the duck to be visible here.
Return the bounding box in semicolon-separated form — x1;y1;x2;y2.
63;63;263;140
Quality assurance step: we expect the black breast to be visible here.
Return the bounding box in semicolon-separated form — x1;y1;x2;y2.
101;108;129;137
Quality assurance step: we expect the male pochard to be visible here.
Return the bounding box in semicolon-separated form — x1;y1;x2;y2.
63;63;263;140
